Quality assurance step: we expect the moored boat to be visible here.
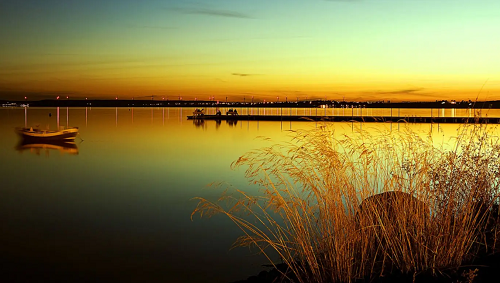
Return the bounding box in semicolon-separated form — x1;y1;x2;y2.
16;126;79;142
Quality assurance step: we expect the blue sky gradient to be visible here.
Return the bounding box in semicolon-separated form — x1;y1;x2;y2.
1;0;499;101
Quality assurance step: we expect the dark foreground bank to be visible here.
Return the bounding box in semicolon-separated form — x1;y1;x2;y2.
233;252;500;283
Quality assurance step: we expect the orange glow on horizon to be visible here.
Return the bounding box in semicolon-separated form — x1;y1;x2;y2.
1;72;498;102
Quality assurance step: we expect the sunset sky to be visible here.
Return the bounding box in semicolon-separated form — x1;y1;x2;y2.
1;0;499;102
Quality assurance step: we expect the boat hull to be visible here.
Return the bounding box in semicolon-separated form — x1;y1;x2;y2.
16;127;79;142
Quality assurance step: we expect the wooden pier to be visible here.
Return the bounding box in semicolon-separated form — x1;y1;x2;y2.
187;115;500;124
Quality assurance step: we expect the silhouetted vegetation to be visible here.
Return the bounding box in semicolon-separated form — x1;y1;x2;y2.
193;123;500;282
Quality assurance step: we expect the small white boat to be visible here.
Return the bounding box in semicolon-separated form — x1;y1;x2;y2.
16;126;79;142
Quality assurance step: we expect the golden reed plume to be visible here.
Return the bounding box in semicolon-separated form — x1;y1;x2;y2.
193;123;500;282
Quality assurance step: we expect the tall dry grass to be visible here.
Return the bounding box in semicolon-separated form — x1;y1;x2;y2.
192;123;500;282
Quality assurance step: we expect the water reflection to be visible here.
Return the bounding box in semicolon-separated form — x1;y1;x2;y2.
227;120;238;127
193;118;241;129
15;140;79;156
4;107;500;283
193;119;205;128
19;107;500;134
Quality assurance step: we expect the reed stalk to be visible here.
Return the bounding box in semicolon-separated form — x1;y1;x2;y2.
192;123;500;282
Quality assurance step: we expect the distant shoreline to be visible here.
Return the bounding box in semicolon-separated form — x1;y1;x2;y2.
2;99;500;109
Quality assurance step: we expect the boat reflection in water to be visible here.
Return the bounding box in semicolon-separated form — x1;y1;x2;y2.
15;140;79;156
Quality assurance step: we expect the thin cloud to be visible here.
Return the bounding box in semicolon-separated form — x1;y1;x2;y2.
214;78;227;83
363;88;439;101
232;73;259;77
173;7;254;19
377;88;425;95
127;24;175;30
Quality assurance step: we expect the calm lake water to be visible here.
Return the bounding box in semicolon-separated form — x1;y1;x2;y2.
1;107;499;283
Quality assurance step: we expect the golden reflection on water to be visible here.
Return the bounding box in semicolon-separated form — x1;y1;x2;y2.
2;107;500;282
10;107;500;145
16;140;78;156
6;107;500;158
